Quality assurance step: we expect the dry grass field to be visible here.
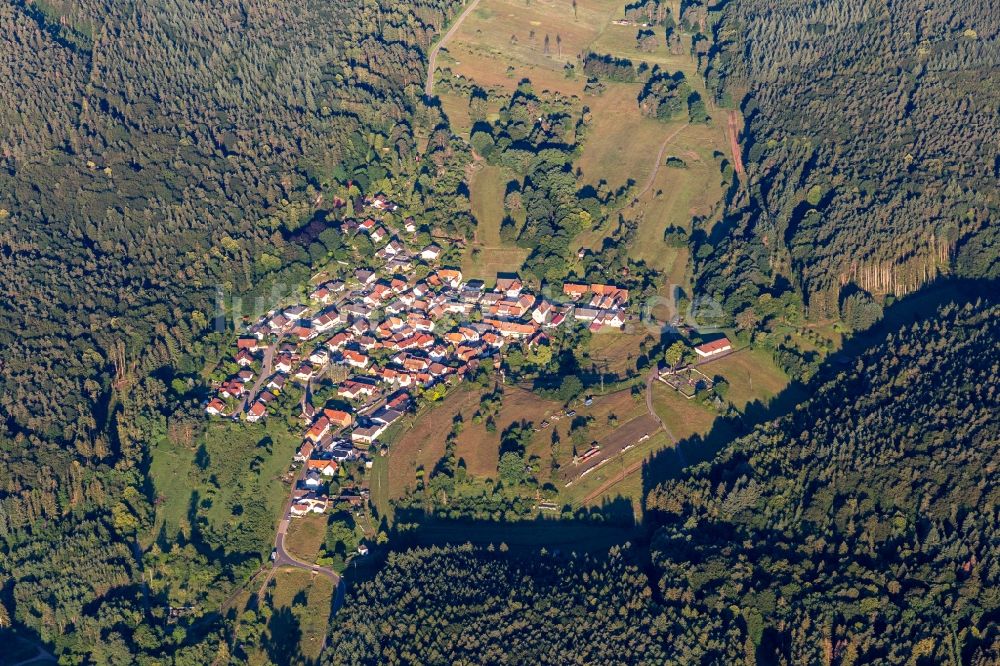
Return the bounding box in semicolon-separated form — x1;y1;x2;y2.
265;568;335;662
439;0;622;97
386;387;484;500
462;165;531;281
283;513;327;563
698;347;791;408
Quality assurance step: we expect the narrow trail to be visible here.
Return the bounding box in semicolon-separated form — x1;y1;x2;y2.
425;0;484;96
631;123;688;204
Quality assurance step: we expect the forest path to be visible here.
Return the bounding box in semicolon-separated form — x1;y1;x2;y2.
425;0;484;96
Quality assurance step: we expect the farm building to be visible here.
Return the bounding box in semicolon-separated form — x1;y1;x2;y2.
694;337;732;358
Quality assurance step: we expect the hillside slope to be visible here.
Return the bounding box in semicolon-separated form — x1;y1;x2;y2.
647;298;1000;664
696;0;999;317
321;297;998;665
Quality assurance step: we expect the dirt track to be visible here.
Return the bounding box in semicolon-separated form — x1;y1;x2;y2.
425;0;483;96
727;111;745;176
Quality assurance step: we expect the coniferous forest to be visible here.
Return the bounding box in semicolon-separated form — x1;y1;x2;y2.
0;0;997;663
325;297;999;665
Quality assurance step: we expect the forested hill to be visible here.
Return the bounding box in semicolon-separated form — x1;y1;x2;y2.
646;297;1000;664
695;0;999;318
318;297;998;665
0;0;463;659
322;543;670;665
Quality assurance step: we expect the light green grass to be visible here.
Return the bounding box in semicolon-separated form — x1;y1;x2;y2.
148;420;299;547
470;164;509;244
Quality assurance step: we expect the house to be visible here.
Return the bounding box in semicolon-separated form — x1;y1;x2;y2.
355;269;377;286
294;363;315;381
495;274;523;297
532;300;553;325
237;337;259;352
284;305;308;319
563;283;589;300
351;422;388;445
306;416;331;443
357;544;369;556
386;392;411;412
309;348;330;365
339;380;377;400
219;379;245;399
370;226;387;244
342;350;370;369
694;337;732;358
267;374;287;391
573;307;601;321
292;322;317;341
330;445;355;462
295;441;315;463
237;369;254;382
268;313;290;331
205;397;226;416
484;319;536;338
302;469;324;488
420;244;442;261
235;349;255;367
371;408;403;426
290;495;329;516
323;409;354;429
307;459;339;476
591;284;629;305
309;285;334;304
404;217;418;233
326;331;352;351
275;355;294;373
247;400;267;423
313;308;343;332
384;239;406;256
437;268;463;289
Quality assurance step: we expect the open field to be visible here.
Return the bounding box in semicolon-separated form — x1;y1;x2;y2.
461;245;531;284
470;164;510;244
586;329;656;375
650;381;719;440
438;89;503;139
148;421;299;548
147;435;197;540
439;0;622;96
264;568;335;663
574;84;677;192
284;513;328;563
699;346;791;408
386;386;484;500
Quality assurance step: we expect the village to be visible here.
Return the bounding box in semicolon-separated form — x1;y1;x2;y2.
203;194;640;539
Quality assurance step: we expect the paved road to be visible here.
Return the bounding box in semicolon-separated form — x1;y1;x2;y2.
270;460;341;585
8;639;56;666
424;0;484;96
234;336;280;415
